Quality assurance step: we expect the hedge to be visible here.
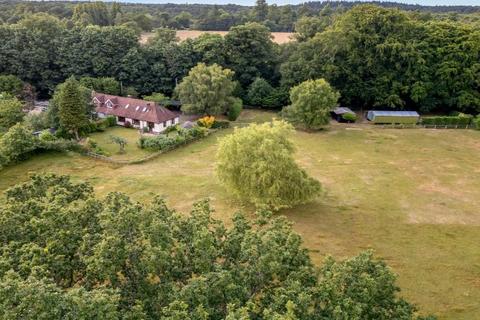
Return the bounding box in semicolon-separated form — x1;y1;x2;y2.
421;114;473;127
138;126;209;151
473;117;480;130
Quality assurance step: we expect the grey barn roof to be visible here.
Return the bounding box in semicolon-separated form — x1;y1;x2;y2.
332;107;355;115
368;111;419;117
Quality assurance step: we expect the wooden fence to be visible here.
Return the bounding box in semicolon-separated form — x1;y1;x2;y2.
378;124;473;129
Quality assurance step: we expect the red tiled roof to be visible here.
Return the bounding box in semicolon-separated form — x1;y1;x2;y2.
92;92;178;124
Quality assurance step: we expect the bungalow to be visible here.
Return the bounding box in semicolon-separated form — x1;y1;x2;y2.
92;92;179;133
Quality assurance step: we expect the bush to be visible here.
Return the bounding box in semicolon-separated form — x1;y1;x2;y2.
163;124;179;135
473;117;480;130
212;120;230;129
198;116;215;128
0;124;82;168
84;138;109;156
38;130;56;142
227;98;243;121
105;116;117;127
342;113;357;122
139;127;209;151
79;121;98;135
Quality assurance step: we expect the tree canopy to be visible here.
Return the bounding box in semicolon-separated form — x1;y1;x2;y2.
216;120;321;210
56;76;88;140
0;174;432;319
176;63;237;115
0;96;24;133
282;78;339;130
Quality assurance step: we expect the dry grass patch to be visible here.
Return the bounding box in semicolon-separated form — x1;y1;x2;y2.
140;30;295;44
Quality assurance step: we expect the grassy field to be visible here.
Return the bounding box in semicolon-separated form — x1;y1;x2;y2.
1;111;479;319
89;127;154;161
140;30;295;44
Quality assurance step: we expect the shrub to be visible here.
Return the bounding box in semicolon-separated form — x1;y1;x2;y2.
342;113;357;122
139;127;209;151
473;117;480;130
84;138;109;156
227;98;243;121
105;116;117;127
80;121;98;135
38;130;56;142
24;112;50;132
198;116;215;128
163;124;179;135
212;120;230;129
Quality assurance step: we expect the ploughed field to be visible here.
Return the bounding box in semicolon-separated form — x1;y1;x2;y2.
140;30;295;44
1;110;479;319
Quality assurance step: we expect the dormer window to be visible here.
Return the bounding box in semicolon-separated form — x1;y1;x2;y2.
106;101;113;108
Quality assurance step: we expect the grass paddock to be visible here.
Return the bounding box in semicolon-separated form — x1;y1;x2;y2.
0;111;479;319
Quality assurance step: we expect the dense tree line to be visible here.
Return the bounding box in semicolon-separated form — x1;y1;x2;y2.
282;5;480;113
0;174;435;319
0;15;280;98
0;0;478;32
0;4;478;113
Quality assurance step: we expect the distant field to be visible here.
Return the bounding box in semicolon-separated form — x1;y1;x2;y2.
1;110;480;319
140;30;295;44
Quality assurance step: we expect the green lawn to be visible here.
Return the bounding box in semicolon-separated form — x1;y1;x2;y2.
1;111;479;319
89;127;154;160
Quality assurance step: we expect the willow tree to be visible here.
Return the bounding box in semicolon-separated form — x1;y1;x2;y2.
216;120;321;210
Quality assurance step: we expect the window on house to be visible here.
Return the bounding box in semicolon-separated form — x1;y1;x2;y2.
118;116;125;122
133;119;140;125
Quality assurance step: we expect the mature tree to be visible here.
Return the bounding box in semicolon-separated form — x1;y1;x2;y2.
0;75;23;97
191;33;226;66
174;11;193;29
0;97;24;132
176;63;237;115
79;77;120;95
72;2;111;26
0;124;36;165
254;0;269;22
0;174;429;319
295;16;329;41
56;77;88;140
58;26;138;80
246;77;274;107
224;22;279;87
0;13;64;94
216;120;321;210
283;79;339;130
148;27;178;45
143;92;167;103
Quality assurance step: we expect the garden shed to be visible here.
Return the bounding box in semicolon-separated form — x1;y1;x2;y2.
367;111;419;124
331;107;356;122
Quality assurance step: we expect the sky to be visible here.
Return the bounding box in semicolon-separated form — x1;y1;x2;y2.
112;0;480;5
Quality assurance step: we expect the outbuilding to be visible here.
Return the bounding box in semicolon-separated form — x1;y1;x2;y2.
331;107;356;122
366;110;419;124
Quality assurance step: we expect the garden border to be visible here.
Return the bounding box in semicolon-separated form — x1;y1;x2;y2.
83;129;219;165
